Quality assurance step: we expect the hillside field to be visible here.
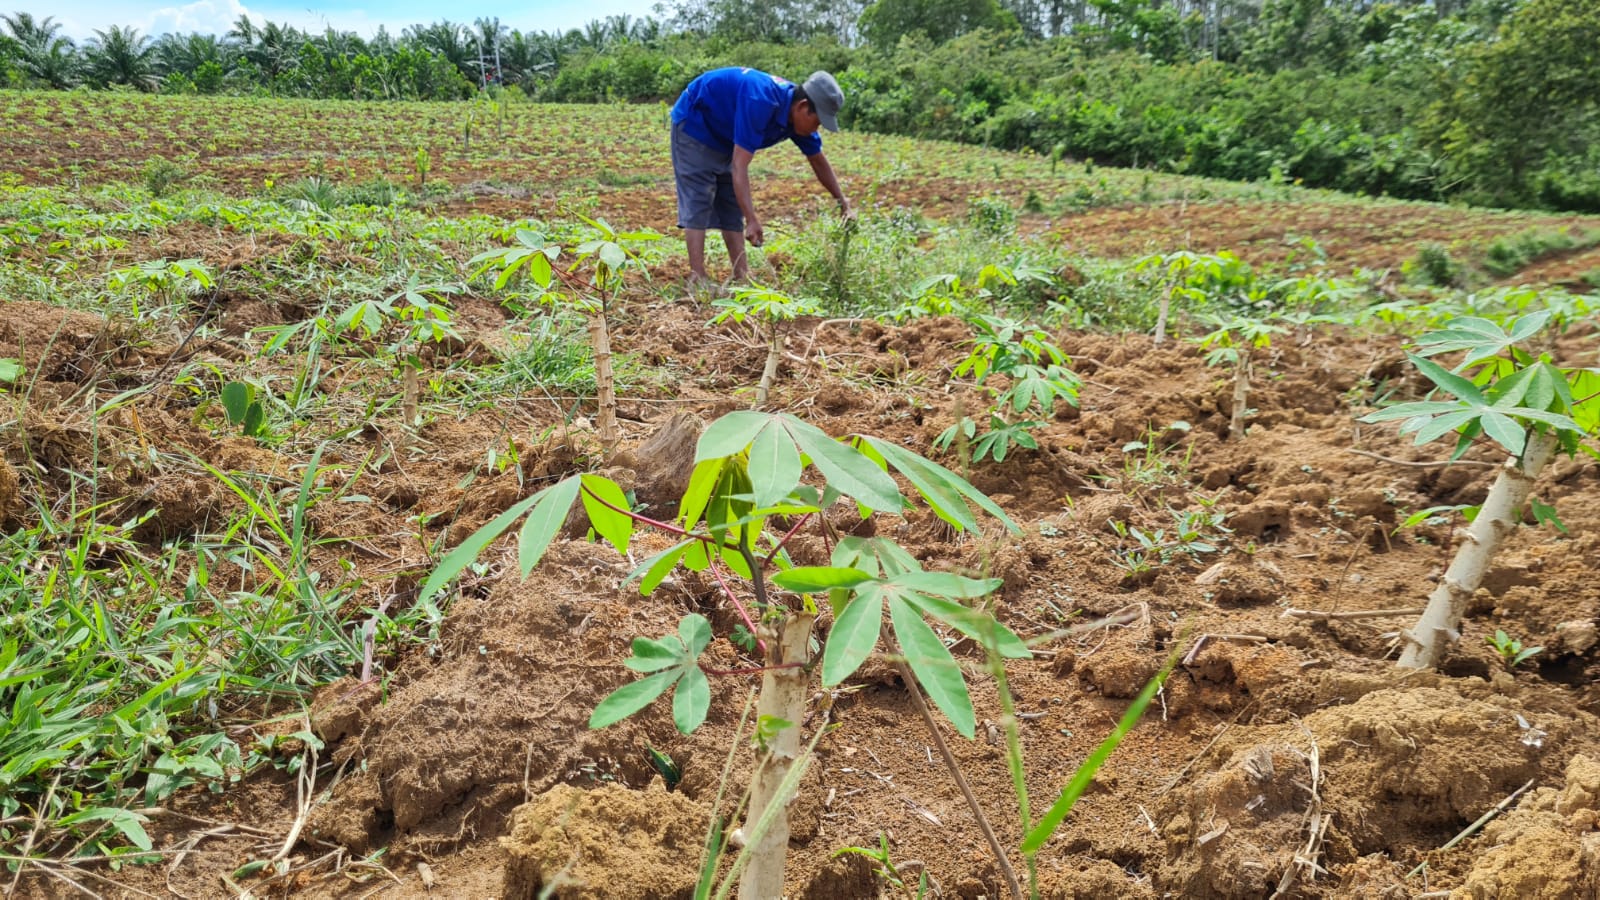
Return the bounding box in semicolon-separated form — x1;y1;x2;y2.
1;92;1599;899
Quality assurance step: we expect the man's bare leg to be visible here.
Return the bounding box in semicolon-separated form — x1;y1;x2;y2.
686;228;709;283
722;229;748;283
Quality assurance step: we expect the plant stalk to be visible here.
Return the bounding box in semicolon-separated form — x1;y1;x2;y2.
588;310;619;449
1153;283;1172;346
740;612;816;900
1228;353;1250;440
1398;429;1559;669
755;323;784;407
893;650;1024;900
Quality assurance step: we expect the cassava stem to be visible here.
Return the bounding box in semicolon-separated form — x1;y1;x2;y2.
1398;429;1560;669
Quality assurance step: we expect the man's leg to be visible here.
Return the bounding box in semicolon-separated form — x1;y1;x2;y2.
686;229;709;282
722;230;748;282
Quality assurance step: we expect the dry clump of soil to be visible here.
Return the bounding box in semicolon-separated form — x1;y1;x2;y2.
1457;753;1600;899
501;780;706;900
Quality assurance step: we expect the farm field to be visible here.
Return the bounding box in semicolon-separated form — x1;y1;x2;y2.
2;91;1599;899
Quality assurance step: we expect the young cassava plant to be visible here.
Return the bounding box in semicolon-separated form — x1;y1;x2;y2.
1360;311;1597;669
934;315;1081;463
420;410;1026;898
1195;314;1285;440
335;274;462;429
470;217;658;449
710;286;821;406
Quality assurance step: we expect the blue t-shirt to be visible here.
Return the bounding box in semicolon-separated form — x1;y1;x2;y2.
671;67;824;158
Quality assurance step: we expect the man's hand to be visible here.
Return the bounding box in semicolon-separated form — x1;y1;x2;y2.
838;196;856;222
746;217;765;247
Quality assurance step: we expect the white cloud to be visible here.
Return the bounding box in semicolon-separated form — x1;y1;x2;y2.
143;0;252;38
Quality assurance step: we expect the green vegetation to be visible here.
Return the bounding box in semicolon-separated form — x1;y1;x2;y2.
4;0;1598;210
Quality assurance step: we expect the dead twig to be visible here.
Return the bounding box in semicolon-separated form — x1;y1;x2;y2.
1345;448;1495;469
1405;779;1535;879
1270;721;1329;898
1182;633;1269;667
1157;703;1255;797
1281;607;1425;622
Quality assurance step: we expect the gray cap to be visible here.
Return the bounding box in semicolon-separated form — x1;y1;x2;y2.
802;71;844;132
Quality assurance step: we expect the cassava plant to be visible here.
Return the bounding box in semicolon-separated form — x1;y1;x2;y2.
335;274;462;429
1360;311;1598;669
710;286;821;406
420;410;1030;898
934;315;1081;463
1195;314;1286;440
470;217;658;449
1133;251;1249;345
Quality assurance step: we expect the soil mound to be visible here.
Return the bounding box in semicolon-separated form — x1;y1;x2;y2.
501;781;706;900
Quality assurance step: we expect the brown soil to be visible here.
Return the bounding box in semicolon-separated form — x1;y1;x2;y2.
6;282;1596;900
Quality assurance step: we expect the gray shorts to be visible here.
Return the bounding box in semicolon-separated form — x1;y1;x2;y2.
671;121;743;232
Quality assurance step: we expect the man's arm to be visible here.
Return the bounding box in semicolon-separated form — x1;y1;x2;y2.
806;151;853;218
731;146;763;246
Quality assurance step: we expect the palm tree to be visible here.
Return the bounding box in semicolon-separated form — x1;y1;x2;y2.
406;21;477;84
3;13;79;88
85;25;157;90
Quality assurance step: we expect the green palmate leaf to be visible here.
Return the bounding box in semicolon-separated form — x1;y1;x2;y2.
696;411;770;461
822;587;884;686
680;614;713;657
1410;354;1485;403
420;486;554;603
833;535;921;577
679;457;725;528
590;670;678;729
892;571;1002;599
771;566;874;593
628;540;694;594
1361;400;1466;423
673;666;711;734
625;636;684;673
889;595;975;738
787;422;903;513
857;436;989;534
1020;656;1176;854
580;474;634;555
908;594;1031;659
1478;411;1528;456
599;242;628;273
705;460;754;542
717;543;754;579
748;422;803;508
517;476;582;576
1529;497;1568;534
1406;408;1482;445
0;358;24;383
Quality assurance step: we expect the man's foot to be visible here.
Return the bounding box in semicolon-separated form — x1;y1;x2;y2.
686;272;714;296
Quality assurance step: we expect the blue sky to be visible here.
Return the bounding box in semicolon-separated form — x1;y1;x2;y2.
31;0;661;42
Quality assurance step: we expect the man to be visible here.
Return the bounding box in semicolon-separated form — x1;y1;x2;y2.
669;67;853;286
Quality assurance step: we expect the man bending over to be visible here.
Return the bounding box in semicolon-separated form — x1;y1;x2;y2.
669;67;853;286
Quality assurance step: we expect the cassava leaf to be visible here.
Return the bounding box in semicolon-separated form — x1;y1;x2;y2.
889;595;975;738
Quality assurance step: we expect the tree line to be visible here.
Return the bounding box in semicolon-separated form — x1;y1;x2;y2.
2;0;1595;212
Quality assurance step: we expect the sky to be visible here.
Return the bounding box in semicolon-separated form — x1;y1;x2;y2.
24;0;662;42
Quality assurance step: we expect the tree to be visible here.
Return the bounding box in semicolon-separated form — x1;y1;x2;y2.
860;0;1016;46
1437;0;1600;208
85;25;156;90
3;13;78;88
